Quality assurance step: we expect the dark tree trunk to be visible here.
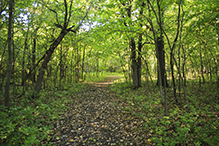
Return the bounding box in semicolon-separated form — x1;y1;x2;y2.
75;47;79;82
32;37;36;83
59;45;62;90
200;48;205;84
182;45;186;86
22;33;28;96
70;49;74;83
121;2;141;88
12;20;15;98
34;30;68;98
81;46;85;80
54;64;58;88
130;38;138;88
178;44;181;100
156;36;168;87
137;31;142;88
170;50;177;102
136;2;144;88
5;0;13;107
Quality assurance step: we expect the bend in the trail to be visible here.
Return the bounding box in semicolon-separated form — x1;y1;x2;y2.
92;75;121;88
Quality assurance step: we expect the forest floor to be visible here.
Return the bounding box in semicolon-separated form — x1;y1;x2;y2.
43;75;219;146
45;75;152;145
1;75;218;146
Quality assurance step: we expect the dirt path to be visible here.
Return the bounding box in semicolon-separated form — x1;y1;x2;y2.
93;75;121;87
47;75;149;146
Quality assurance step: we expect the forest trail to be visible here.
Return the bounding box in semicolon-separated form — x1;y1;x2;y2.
92;75;121;87
47;75;149;146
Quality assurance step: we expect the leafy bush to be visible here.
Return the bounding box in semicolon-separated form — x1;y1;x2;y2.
0;82;89;145
110;80;219;145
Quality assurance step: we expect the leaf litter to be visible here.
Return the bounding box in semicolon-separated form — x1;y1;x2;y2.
43;76;219;145
44;76;152;145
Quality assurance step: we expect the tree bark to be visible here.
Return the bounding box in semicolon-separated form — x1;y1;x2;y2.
130;38;138;88
22;33;28;96
5;0;13;107
170;50;177;102
200;48;205;84
33;30;68;98
59;44;63;90
81;45;85;80
32;37;36;83
182;45;186;86
156;36;168;87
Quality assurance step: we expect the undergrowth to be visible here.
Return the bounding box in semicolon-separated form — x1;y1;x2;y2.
1;74;218;145
110;79;219;145
0;83;89;146
84;73;109;83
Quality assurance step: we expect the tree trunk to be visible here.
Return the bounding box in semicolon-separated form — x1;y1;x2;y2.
54;64;58;88
81;46;85;81
96;58;99;77
130;38;138;88
5;0;13;107
22;33;28;96
32;37;36;83
70;49;74;83
75;46;79;82
156;36;168;87
136;2;144;88
200;48;205;84
137;33;142;87
170;50;177;102
34;30;68;98
178;43;181;100
59;44;62;90
12;19;15;99
182;45;186;86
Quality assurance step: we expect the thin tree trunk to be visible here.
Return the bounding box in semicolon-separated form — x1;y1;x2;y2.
75;46;79;82
142;57;153;86
182;45;186;86
64;53;67;84
136;2;144;88
22;33;28;97
146;0;164;103
178;43;181;101
12;19;15;99
200;48;205;84
170;48;177;102
0;46;6;92
71;49;74;83
96;58;99;77
5;0;13;107
81;46;85;81
59;44;62;90
32;37;36;83
130;38;138;88
54;64;58;88
137;34;142;87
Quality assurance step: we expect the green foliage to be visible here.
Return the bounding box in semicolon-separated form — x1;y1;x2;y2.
0;82;90;145
110;80;219;145
84;73;109;83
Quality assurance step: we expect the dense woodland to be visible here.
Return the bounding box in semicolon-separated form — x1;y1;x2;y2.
0;0;219;145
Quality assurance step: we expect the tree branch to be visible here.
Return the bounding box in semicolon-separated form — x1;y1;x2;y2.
63;0;68;28
41;0;60;25
67;4;91;33
67;0;73;25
